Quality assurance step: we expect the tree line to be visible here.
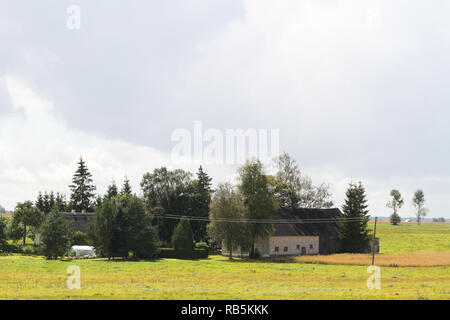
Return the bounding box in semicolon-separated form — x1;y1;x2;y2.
2;152;430;260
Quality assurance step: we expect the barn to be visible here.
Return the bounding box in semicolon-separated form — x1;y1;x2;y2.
221;208;343;257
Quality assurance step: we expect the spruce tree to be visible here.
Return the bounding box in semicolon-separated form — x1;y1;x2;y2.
69;157;96;212
49;191;55;211
55;193;67;212
43;192;51;213
338;182;371;253
36;192;45;212
191;166;212;242
105;181;119;200
121;177;132;195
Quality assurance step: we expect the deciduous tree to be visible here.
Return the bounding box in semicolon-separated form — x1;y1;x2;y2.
90;194;159;259
273;152;333;209
239;159;276;257
141;167;193;244
0;217;7;249
386;189;403;225
171;217;195;258
41;208;73;259
13;201;44;245
207;183;246;259
412;189;428;225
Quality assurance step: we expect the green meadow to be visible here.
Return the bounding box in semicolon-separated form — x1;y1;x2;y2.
0;255;449;300
372;222;450;254
0;221;448;300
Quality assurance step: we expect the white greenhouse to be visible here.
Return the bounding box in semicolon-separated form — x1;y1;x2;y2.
69;245;97;258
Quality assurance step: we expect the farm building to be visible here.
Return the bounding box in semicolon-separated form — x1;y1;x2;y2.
34;210;95;244
222;208;344;257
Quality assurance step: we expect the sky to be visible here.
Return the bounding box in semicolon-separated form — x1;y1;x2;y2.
1;0;449;218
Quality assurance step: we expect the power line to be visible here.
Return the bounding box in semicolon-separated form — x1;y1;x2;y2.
154;214;369;224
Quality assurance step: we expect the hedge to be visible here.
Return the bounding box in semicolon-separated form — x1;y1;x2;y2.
159;247;209;259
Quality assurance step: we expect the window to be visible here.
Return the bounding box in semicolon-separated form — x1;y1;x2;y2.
296;245;300;250
284;246;288;252
274;247;279;252
301;247;306;255
310;244;313;249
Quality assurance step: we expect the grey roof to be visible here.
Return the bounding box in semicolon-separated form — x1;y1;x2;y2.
271;208;342;237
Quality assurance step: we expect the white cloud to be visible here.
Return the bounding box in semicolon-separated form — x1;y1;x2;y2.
0;75;237;210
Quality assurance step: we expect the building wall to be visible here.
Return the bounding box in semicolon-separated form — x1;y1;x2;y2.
269;236;319;256
222;236;319;257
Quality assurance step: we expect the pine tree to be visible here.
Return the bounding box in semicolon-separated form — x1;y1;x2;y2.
338;182;371;253
191;166;212;242
121;177;132;195
105;181;118;200
69;157;96;212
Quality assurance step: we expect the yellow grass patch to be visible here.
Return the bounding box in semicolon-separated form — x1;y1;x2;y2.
295;251;450;267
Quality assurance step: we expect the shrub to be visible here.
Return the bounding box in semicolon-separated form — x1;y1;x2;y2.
22;245;43;256
390;212;401;225
158;247;208;259
195;242;209;250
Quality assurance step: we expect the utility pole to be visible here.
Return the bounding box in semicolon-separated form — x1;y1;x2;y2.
372;217;378;266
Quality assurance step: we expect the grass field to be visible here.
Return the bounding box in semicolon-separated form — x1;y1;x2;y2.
372;222;450;254
0;255;449;300
0;221;448;300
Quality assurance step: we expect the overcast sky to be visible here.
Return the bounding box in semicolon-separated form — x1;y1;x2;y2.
1;1;449;218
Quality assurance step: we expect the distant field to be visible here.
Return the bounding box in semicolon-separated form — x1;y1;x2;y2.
369;222;450;254
0;255;449;300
